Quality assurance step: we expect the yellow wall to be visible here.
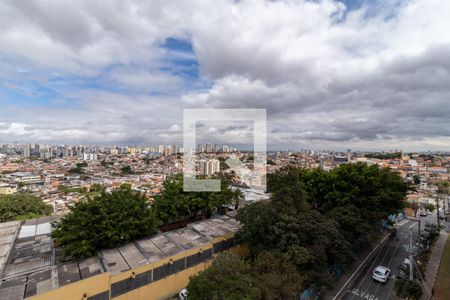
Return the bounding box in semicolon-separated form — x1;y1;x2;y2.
28;236;248;300
28;272;110;300
113;262;213;300
404;207;414;217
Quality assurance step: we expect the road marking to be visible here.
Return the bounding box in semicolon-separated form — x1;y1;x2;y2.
408;222;417;229
348;242;391;300
351;288;379;300
332;234;390;300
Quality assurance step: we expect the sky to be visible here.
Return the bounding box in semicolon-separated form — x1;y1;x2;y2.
0;0;449;151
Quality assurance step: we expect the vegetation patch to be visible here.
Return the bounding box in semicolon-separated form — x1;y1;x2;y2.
0;193;53;222
434;236;450;300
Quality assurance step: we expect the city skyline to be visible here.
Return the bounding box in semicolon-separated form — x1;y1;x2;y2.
1;0;449;151
0;141;449;154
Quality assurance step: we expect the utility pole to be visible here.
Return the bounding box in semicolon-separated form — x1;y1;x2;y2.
417;219;421;248
409;231;414;280
436;194;440;228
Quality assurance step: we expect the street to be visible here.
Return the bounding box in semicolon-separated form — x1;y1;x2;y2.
342;219;420;300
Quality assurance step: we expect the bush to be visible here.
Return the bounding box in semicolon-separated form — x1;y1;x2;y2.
395;279;423;300
0;193;53;222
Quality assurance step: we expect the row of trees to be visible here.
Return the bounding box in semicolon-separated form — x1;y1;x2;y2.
365;152;402;159
187;163;409;299
153;174;242;224
52;176;240;260
0;193;53;222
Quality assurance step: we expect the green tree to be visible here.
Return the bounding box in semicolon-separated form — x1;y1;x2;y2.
68;167;84;174
0;193;53;222
187;253;262;300
76;161;88;168
326;205;373;254
237;204;352;288
420;222;440;251
269;163;408;223
52;186;157;260
236;163;407;290
121;165;134;174
395;279;423;300
58;185;87;194
89;183;106;193
437;181;449;195
365;152;402;159
235;202;275;256
424;203;435;212
153;174;239;224
252;250;304;299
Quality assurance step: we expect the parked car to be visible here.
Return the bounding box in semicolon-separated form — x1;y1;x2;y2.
398;258;411;279
419;210;428;217
373;266;391;283
179;288;188;300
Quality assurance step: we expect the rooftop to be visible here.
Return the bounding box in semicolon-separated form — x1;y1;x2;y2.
0;214;239;299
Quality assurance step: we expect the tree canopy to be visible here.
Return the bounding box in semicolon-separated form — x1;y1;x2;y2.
152;174;242;224
187;251;305;300
121;165;134;174
0;193;53;222
187;253;262;300
365;152;402;159
190;163;409;297
52;185;157;259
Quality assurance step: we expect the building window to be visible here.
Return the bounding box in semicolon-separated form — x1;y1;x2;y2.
153;258;186;282
186;249;213;268
213;238;235;253
111;270;152;298
88;290;109;300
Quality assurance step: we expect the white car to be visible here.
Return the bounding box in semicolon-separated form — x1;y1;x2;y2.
179;288;188;300
373;266;391;283
419;210;428;217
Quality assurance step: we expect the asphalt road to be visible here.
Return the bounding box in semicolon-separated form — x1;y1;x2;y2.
342;219;420;300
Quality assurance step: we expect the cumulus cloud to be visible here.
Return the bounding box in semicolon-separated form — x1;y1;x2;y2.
0;0;449;150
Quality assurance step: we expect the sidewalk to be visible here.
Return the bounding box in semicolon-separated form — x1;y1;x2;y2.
421;230;448;299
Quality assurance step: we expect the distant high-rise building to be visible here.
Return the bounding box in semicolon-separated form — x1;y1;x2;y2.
23;144;31;158
198;159;220;176
83;153;98;161
158;145;165;154
128;147;137;155
197;144;205;153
